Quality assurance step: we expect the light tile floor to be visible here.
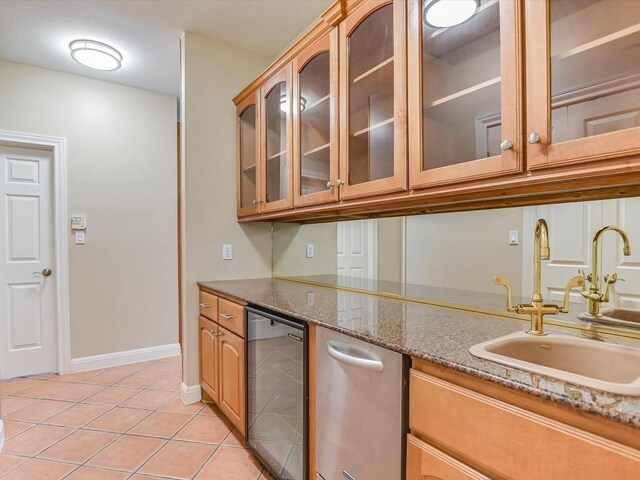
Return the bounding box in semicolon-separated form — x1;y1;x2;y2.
0;356;274;480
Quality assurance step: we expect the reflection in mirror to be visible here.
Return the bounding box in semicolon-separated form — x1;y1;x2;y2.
272;198;640;332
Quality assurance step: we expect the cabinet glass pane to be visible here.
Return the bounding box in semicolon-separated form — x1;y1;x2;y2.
422;0;501;170
239;104;257;209
300;51;331;196
348;4;394;185
265;82;288;203
550;0;640;143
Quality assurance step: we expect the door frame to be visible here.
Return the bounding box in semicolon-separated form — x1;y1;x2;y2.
0;129;70;376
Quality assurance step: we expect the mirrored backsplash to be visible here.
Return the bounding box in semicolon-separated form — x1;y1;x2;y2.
272;197;640;333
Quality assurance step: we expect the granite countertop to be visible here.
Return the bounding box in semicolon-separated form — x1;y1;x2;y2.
198;277;640;429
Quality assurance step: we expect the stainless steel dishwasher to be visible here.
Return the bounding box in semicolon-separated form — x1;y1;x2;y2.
316;326;408;480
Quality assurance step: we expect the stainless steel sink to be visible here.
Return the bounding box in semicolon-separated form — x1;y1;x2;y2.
469;331;640;395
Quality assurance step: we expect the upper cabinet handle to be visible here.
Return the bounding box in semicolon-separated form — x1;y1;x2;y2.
500;139;514;151
336;179;344;187
326;181;334;189
528;132;542;144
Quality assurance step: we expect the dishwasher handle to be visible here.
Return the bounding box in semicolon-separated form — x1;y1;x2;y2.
326;341;384;372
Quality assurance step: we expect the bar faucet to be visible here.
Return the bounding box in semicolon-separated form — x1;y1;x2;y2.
578;226;632;320
494;219;585;336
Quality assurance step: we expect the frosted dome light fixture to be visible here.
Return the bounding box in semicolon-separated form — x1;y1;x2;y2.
423;0;480;28
70;40;122;71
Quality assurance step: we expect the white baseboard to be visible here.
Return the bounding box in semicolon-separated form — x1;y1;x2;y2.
180;383;202;405
0;419;4;452
69;343;181;373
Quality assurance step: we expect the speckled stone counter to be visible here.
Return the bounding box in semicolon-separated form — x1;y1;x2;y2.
198;277;640;429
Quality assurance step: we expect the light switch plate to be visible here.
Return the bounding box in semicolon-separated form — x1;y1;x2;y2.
509;230;519;245
306;244;315;258
222;244;233;260
75;231;86;245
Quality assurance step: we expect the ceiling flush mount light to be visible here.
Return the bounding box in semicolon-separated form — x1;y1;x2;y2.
423;0;480;28
69;39;122;71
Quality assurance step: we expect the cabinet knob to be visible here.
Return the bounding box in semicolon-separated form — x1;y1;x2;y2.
326;181;334;189
528;132;542;144
252;198;261;205
336;179;344;187
500;139;514;150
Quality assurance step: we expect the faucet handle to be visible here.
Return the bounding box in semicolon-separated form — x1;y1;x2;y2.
493;275;517;312
559;275;586;313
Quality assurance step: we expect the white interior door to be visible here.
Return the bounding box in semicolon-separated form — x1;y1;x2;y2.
336;219;377;283
0;144;56;379
523;202;603;306
336;220;377;321
602;198;640;310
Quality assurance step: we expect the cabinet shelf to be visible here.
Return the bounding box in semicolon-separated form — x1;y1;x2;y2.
553;23;640;61
424;76;501;124
304;94;330;111
352;117;394;137
353;56;394;84
242;164;256;173
267;150;287;161
302;142;330;158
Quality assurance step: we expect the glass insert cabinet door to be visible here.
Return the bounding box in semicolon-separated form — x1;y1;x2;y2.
261;64;293;213
339;0;407;200
527;0;640;169
236;92;261;217
293;30;339;208
408;0;522;189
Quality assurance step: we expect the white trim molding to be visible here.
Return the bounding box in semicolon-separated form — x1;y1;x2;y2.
69;343;181;373
180;383;202;405
0;130;70;375
0;419;5;451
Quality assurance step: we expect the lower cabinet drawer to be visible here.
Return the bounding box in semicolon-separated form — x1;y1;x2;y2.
199;291;218;320
407;434;489;480
409;369;640;480
218;298;245;338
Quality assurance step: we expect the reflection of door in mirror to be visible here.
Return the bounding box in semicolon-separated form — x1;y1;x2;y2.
526;198;640;313
337;220;378;284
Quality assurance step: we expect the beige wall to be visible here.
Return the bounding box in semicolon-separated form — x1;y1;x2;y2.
406;208;524;294
0;59;179;358
273;223;338;277
181;32;272;387
377;217;404;283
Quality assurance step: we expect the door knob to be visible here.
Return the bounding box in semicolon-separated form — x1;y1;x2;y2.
33;268;53;277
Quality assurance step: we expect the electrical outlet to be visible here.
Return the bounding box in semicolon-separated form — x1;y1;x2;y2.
222;244;233;260
306;292;315;305
306;244;315;258
509;230;519;245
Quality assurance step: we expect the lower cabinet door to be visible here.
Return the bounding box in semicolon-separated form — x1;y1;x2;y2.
218;326;246;433
199;316;219;403
407;435;489;480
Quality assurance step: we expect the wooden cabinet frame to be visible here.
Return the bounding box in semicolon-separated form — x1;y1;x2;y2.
338;0;408;200
408;0;523;189
260;64;294;213
236;92;261;217
526;0;640;170
293;30;340;208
